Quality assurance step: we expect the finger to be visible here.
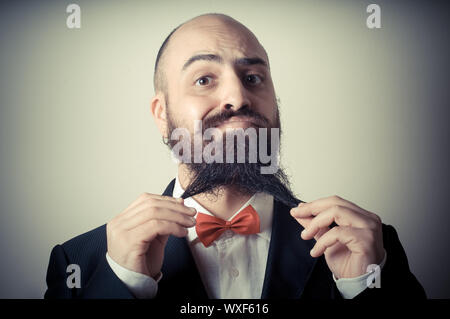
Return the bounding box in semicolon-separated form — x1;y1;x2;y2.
130;219;189;243
312;227;329;241
290;214;329;241
118;197;196;223
117;193;183;219
301;206;377;240
291;195;375;220
121;207;197;230
139;198;196;217
310;226;366;258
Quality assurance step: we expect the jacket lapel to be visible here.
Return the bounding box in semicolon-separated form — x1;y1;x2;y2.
261;199;318;299
158;179;209;299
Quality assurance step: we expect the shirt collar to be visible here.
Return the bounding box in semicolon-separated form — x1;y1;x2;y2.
172;176;273;245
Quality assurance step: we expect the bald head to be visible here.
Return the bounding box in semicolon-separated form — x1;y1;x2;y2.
153;13;268;95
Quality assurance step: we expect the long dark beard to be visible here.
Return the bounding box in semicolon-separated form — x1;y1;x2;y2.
182;162;300;208
165;106;301;208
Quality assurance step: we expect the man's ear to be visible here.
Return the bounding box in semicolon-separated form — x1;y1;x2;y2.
150;93;168;139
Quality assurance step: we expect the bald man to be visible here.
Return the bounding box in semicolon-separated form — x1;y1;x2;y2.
44;14;425;299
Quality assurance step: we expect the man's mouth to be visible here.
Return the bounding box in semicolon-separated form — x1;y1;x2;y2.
215;116;263;129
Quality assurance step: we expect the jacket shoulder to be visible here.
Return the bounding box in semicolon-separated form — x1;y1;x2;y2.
60;224;107;266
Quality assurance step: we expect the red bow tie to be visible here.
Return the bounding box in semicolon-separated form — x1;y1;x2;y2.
195;205;261;247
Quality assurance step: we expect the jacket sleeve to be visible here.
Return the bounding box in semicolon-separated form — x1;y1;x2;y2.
44;244;135;299
354;224;426;299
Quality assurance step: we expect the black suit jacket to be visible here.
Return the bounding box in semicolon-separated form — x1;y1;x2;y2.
44;179;426;299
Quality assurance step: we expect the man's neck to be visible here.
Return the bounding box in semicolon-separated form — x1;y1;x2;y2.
178;165;253;220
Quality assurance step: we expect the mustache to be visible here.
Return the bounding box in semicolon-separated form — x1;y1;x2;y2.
202;108;271;130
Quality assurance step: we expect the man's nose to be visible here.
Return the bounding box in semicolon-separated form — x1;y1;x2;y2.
219;74;251;111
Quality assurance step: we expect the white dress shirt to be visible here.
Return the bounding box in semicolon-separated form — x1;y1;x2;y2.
106;176;386;299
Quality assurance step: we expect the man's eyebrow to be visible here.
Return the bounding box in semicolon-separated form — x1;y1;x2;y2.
181;54;268;71
182;54;223;71
235;57;268;68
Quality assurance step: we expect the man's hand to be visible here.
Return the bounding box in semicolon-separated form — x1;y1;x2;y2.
107;194;196;279
290;195;384;279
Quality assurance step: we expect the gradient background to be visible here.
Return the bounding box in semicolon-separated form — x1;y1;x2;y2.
0;0;448;298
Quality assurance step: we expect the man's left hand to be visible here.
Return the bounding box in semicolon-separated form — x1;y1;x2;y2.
290;195;385;279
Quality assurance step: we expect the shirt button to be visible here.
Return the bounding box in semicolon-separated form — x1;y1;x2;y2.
230;267;239;278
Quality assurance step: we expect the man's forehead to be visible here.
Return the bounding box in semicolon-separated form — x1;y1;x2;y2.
165;16;268;70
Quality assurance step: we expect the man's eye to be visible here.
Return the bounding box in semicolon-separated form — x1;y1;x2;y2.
195;76;213;86
244;74;263;85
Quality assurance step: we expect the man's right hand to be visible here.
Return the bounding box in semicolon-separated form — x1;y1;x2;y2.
106;193;196;279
